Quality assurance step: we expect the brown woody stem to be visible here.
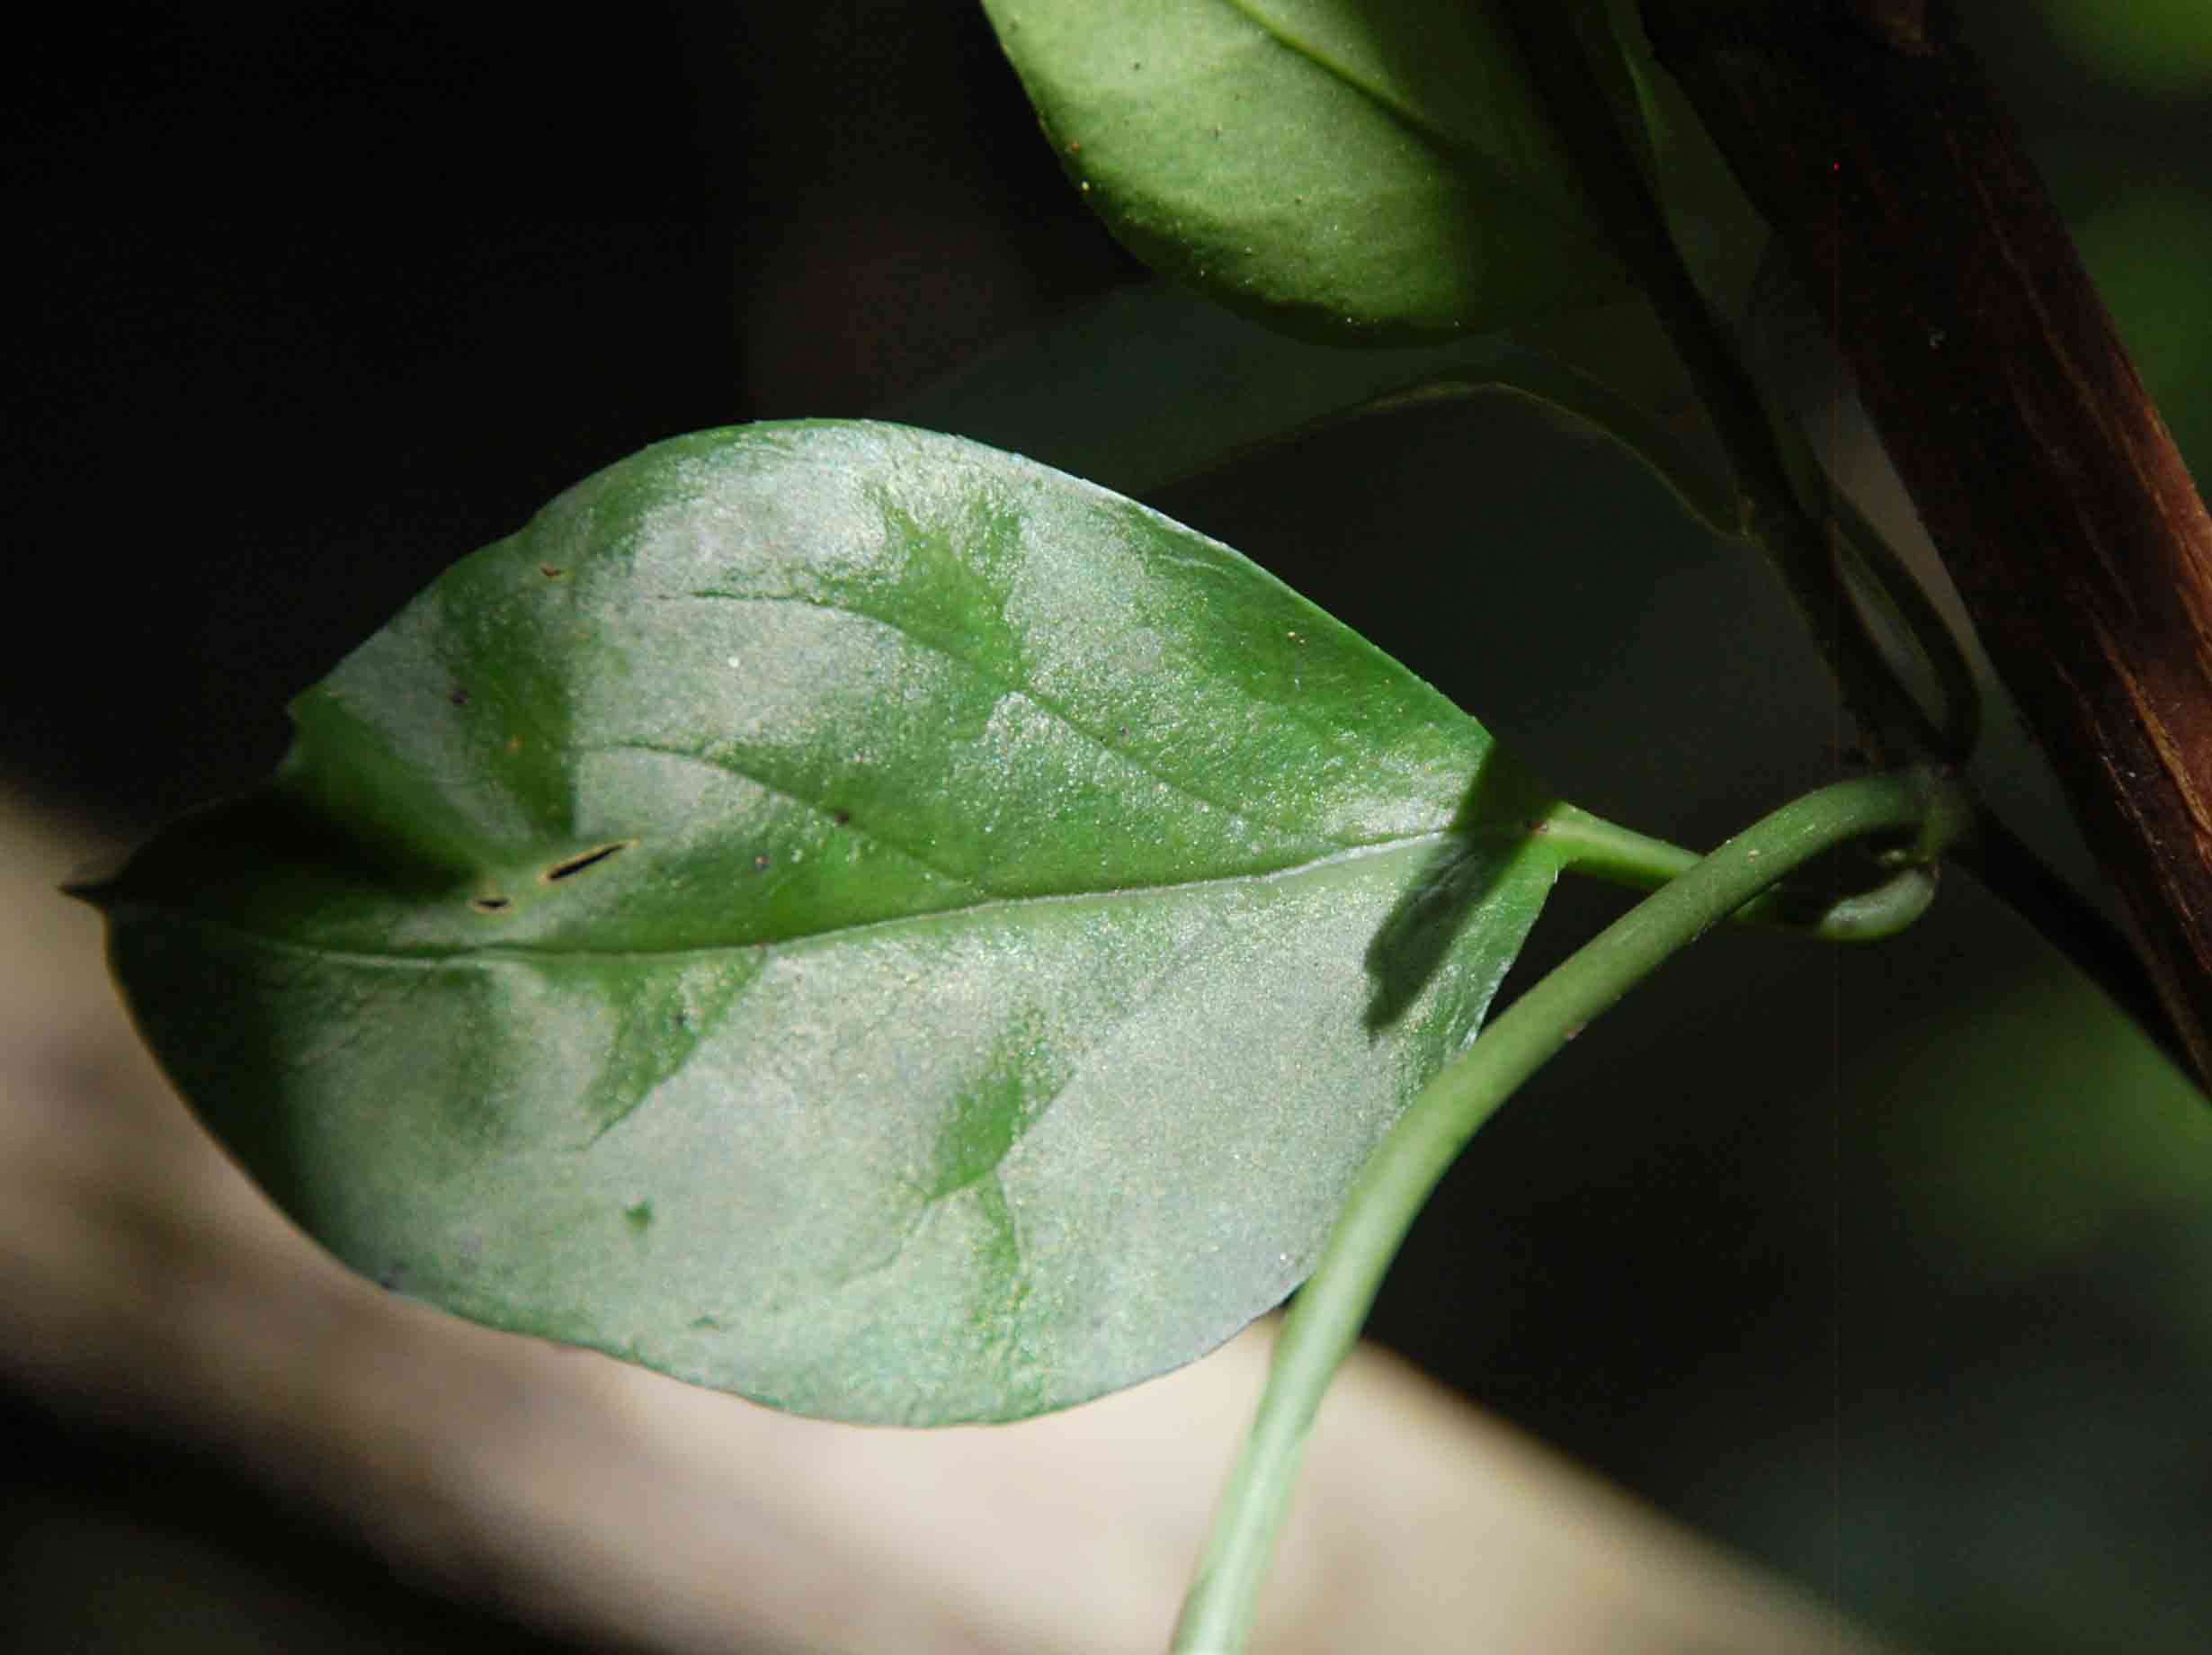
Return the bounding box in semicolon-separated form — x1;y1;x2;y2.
1641;0;2212;1089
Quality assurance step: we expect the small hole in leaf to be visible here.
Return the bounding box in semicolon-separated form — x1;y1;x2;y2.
470;894;512;914
541;840;634;883
753;854;771;872
448;687;469;708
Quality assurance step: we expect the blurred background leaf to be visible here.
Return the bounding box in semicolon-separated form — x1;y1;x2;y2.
2035;0;2212;96
2075;184;2212;473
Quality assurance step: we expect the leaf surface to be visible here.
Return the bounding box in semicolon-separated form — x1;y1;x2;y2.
85;422;1561;1423
982;0;1634;338
887;281;1733;530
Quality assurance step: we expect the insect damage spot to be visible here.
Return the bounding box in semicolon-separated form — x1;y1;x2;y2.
540;840;635;883
538;563;566;580
469;894;513;914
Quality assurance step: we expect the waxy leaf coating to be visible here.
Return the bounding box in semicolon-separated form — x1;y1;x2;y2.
85;422;1561;1423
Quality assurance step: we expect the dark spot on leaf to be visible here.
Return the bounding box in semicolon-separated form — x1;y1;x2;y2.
690;1314;721;1332
624;1201;653;1234
448;687;469;708
832;809;851;828
541;839;633;883
753;853;771;872
539;563;566;579
470;894;512;914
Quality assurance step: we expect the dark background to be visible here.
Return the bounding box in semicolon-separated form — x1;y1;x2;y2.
10;4;2212;1651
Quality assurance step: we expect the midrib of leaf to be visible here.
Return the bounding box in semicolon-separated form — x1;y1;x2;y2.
1212;0;1592;241
106;831;1470;968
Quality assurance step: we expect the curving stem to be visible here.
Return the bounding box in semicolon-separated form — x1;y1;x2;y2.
1171;767;1962;1653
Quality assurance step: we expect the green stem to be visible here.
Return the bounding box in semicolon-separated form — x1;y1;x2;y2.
1765;391;1983;761
1539;801;1938;939
1170;769;1952;1653
1503;4;1941;764
1826;497;1983;760
1756;346;1983;759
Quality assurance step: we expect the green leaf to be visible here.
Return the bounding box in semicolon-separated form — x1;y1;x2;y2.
982;0;1634;339
83;421;1563;1424
887;282;1732;528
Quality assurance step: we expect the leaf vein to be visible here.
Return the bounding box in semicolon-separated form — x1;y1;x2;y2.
680;587;1331;844
111;834;1453;967
606;738;992;893
1207;0;1600;246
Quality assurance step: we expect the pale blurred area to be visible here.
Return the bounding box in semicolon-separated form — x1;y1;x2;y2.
0;780;1880;1653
